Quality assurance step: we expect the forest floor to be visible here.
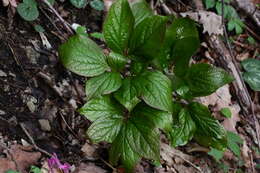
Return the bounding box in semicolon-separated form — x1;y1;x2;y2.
0;0;260;173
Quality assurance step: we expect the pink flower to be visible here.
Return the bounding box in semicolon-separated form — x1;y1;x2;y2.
47;153;71;173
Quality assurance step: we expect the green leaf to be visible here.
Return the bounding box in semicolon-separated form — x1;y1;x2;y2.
103;0;134;54
216;2;229;18
168;18;199;76
59;34;109;77
241;59;260;72
185;63;234;97
132;103;173;132
137;70;173;112
30;166;42;173
220;108;232;118
109;125;140;173
130;61;145;75
227;20;236;31
247;36;256;45
241;59;260;91
189;102;227;150
78;96;122;121
110;114;160;172
70;0;87;8
208;147;224;162
243;72;260;91
34;25;45;33
17;0;39;21
204;0;216;9
90;32;104;40
47;0;55;6
169;108;196;147
130;0;153;26
87;112;123;143
5;170;20;173
90;0;104;11
114;77;141;112
227;131;243;157
129;15;168;60
107;52;127;71
85;72;122;99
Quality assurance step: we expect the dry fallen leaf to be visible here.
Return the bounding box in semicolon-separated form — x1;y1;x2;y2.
181;11;223;35
74;163;107;173
0;144;41;173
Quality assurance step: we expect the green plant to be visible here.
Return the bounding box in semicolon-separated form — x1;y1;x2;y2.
16;0;104;22
59;0;234;171
241;58;260;91
204;0;244;34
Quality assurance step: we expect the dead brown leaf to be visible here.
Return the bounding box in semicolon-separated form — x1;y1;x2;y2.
0;158;16;173
74;163;107;173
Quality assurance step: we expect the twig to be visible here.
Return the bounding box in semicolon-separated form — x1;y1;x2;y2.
99;158;117;171
42;0;74;35
19;123;52;157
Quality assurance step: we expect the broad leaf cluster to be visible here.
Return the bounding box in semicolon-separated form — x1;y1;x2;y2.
59;0;234;172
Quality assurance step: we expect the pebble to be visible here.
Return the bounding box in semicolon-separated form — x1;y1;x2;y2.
38;119;51;132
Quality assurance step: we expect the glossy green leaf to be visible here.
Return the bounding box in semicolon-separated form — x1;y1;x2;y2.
132;103;173;132
168;18;200;76
59;34;109;77
114;77;141;112
129;15;168;60
169;108;196;147
78;96;122;121
103;0;134;54
90;32;104;40
90;0;104;11
87;113;123;143
17;0;39;21
185;63;234;97
110;114;160;172
130;0;153;26
137;70;173;112
208;147;224;162
85;72;122;99
227;131;243;157
30;166;42;173
189;102;227;150
241;59;260;91
130;61;145;75
70;0;87;8
107;52;127;71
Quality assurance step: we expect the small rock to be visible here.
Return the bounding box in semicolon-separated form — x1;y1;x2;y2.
38;119;51;132
25;46;40;64
81;143;97;158
0;70;7;77
0;110;5;115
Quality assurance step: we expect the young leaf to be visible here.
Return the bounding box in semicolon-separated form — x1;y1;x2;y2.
90;0;104;11
130;0;153;26
220;107;232;118
17;0;39;21
189;102;227;150
169;108;196;147
208;147;224;162
185;63;234;97
167;18;200;76
137;70;173;112
227;131;243;157
78;96;122;121
129;15;168;60
59;34;109;77
107;52;127;71
241;59;260;91
70;0;87;8
114;77;141;112
85;72;122;99
103;0;134;54
132;103;173;132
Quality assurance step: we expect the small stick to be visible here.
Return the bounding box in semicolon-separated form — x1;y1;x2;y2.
19;123;52;157
42;0;74;35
